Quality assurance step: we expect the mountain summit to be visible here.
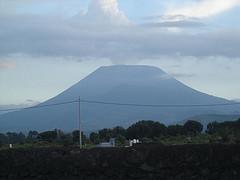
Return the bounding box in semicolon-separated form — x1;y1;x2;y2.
0;65;239;132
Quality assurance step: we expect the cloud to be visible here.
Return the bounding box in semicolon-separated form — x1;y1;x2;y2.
165;0;240;18
141;14;205;29
0;0;239;103
0;0;240;63
72;0;130;26
0;0;88;17
1;17;240;60
142;20;205;28
143;15;200;23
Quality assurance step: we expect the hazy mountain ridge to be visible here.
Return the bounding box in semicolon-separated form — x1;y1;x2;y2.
0;65;239;132
0;101;40;115
233;99;240;102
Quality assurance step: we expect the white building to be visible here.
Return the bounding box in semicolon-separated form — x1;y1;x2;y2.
129;139;140;147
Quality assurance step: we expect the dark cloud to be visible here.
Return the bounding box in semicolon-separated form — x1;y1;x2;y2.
142;20;205;28
142;14;200;21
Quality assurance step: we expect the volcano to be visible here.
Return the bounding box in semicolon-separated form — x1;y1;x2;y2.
0;65;239;132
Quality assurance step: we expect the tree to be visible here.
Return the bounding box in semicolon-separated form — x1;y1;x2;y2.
60;133;73;146
18;132;26;144
98;128;113;141
6;132;26;144
90;132;100;144
72;130;87;145
167;125;184;136
27;131;39;142
126;120;167;139
183;120;203;136
206;121;219;135
206;119;240;142
115;135;126;146
112;126;126;137
38;130;57;142
0;133;7;146
96;126;126;142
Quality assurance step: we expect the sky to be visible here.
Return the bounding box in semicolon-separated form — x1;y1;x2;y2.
0;0;240;105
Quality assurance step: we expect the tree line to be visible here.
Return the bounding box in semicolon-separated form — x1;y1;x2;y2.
0;118;240;147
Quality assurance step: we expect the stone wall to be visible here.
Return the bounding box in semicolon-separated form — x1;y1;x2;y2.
0;144;240;180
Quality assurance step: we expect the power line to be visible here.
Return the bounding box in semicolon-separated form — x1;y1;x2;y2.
0;99;240;112
0;100;78;112
80;99;240;108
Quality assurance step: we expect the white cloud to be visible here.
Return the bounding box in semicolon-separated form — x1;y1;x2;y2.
165;0;240;18
73;0;130;26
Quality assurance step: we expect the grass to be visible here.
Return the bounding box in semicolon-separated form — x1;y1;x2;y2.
1;133;240;151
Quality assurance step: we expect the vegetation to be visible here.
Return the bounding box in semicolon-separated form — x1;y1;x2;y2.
1;118;240;149
126;120;167;139
183;120;203;136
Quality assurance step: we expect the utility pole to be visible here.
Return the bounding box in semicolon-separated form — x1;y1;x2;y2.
78;96;82;149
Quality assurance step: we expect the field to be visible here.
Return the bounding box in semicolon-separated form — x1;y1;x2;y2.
0;144;240;180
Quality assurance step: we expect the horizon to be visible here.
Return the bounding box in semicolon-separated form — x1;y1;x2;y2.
1;0;240;105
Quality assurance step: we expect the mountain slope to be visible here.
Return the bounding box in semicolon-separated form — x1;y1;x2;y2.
0;65;239;132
